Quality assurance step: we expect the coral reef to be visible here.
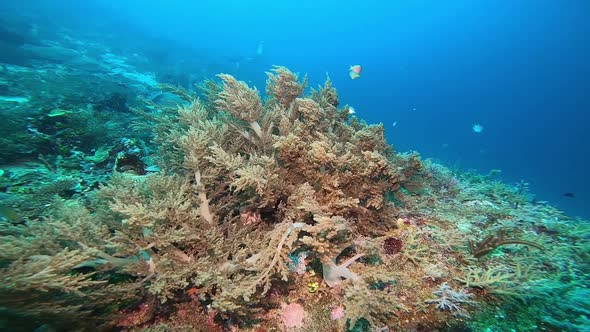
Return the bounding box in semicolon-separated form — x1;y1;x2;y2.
0;65;588;332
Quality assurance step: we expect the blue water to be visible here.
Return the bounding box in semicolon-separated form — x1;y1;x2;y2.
4;0;589;218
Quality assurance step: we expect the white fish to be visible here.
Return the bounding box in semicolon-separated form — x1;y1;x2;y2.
348;106;355;115
256;41;264;56
472;124;484;133
392;121;397;127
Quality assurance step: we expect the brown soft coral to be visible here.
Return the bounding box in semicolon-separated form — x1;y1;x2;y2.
266;65;307;109
1;66;429;330
311;74;339;109
215;73;264;138
117;68;424;318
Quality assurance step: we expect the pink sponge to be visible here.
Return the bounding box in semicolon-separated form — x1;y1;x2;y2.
281;303;306;328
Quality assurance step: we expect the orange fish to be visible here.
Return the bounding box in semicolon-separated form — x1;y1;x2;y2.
349;65;362;79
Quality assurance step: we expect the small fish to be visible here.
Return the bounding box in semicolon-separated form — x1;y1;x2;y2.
348;106;355;115
472;124;484;133
0;95;30;103
563;192;575;198
349;65;362;79
256;40;264;56
392;121;397;127
0;205;21;224
47;109;71;117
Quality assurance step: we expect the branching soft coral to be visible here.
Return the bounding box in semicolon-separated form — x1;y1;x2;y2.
322;252;365;287
215;73;264;139
311;74;339;109
0;66;431;329
134;68;419;310
266;65;307;109
291;97;324;129
0;199;143;329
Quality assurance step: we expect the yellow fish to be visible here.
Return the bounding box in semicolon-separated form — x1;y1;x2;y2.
349;65;362;79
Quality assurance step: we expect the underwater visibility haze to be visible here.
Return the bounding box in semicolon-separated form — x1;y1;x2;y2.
0;0;589;331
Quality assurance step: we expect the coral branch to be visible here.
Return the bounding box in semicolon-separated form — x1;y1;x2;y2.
322;252;365;287
469;229;544;258
266;65;306;108
246;222;305;298
194;170;214;225
215;74;262;124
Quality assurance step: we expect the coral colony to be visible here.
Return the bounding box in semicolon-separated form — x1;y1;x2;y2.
1;66;589;332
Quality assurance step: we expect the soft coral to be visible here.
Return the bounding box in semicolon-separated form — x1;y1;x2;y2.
322;253;364;287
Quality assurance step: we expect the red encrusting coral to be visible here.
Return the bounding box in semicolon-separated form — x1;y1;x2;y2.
383;236;403;255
